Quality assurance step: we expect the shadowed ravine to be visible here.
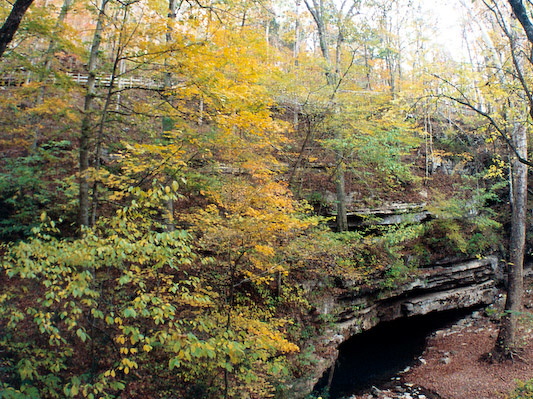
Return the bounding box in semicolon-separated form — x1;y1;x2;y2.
313;308;479;399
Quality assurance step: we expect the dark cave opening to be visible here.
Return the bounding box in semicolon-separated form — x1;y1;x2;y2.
313;307;480;399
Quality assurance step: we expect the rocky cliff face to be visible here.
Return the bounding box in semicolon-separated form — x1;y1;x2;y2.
337;256;500;333
290;255;502;397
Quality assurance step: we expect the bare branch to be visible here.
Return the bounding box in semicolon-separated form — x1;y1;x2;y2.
432;73;533;167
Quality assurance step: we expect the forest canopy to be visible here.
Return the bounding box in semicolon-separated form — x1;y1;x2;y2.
0;0;531;398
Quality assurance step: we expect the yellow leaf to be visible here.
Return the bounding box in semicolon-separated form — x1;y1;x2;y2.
143;344;153;352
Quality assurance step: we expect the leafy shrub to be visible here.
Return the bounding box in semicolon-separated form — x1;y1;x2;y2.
0;183;299;398
0;141;75;240
354;128;418;186
509;379;533;398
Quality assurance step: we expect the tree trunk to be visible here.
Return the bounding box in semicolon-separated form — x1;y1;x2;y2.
30;0;74;151
37;0;74;104
508;0;533;44
0;0;34;58
78;0;109;228
159;0;179;232
493;122;527;359
336;158;348;232
91;3;131;226
303;0;348;231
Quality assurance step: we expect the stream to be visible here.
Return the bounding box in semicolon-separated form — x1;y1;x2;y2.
313;307;479;399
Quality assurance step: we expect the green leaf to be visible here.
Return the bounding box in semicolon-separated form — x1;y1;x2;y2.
118;274;131;285
76;328;87;342
169;358;180;370
123;308;137;318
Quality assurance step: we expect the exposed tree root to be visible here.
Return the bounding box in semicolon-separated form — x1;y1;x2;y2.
481;347;528;364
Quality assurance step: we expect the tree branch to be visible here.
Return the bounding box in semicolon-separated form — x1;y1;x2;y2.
0;0;34;58
432;75;533;167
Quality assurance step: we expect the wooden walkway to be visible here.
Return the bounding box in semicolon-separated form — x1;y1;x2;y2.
67;73;164;89
0;71;165;89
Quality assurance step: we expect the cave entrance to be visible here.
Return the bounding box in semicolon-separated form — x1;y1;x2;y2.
313;307;479;399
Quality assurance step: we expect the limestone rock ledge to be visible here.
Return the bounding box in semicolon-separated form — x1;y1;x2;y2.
289;256;501;398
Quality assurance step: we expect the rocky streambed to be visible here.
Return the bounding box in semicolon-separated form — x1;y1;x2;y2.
352;382;442;399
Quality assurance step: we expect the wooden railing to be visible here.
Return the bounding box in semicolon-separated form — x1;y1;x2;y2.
66;73;164;89
0;71;165;89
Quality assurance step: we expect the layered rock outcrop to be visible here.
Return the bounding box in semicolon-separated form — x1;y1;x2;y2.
337;256;500;335
291;255;502;397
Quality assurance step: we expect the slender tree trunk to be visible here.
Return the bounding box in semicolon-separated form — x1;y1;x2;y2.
223;250;245;399
294;0;301;64
79;0;109;228
288;117;313;189
29;0;74;151
90;4;130;226
160;0;180;232
479;2;532;359
37;0;74;104
0;0;34;58
335;157;348;232
293;0;301;125
493;122;527;359
304;0;349;231
363;44;372;90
